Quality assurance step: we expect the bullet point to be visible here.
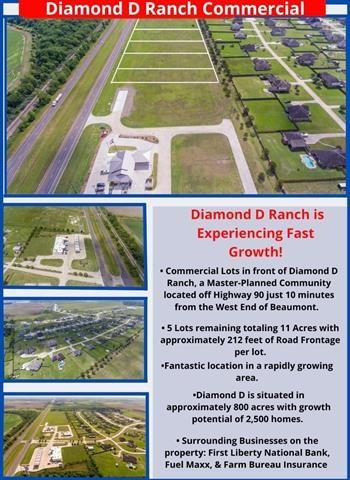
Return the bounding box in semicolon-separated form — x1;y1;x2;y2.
161;326;165;330
176;439;179;442
161;364;164;368
160;269;163;273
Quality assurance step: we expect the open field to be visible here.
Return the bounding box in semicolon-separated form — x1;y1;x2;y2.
4;206;144;287
172;133;243;193
7;27;31;91
4;414;23;434
4;396;147;477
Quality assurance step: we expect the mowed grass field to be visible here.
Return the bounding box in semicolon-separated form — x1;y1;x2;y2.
172;133;243;193
112;19;218;84
45;410;69;425
7;26;31;91
4;413;23;433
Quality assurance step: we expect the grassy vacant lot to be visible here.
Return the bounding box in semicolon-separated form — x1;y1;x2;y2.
45;410;69;425
297;104;344;134
114;69;217;82
260;133;345;182
244;99;294;132
217;43;247;58
55;124;109;194
7;26;31;91
172;133;243;194
137;19;197;28
93;450;146;477
126;41;206;53
4;269;59;286
4;413;22;434
62;445;89;464
71;238;99;272
121;84;229;128
133;29;201;41
120;52;211;68
234;76;271;99
8;21;125;194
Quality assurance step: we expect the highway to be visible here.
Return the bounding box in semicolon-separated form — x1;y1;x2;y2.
7;21;119;188
36;20;135;194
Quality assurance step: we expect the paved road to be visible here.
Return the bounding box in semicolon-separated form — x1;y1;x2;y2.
93;209;135;286
85;209;117;287
250;19;345;131
7;22;120;187
5;404;51;476
36;20;135;194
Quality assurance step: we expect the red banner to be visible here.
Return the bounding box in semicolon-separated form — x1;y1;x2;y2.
19;0;326;19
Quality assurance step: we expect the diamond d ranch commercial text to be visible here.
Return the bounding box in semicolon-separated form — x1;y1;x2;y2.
45;1;305;16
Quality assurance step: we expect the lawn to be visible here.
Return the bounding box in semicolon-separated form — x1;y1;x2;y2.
276;86;312;103
297;104;344;134
285;180;343;194
217;42;248;58
308;83;346;106
62;445;89;464
4;413;23;434
226;58;293;80
137;19;197;28
243;99;295;132
4;269;60;286
40;258;64;267
132;29;201;41
7;26;31;91
260;133;345;183
71;238;99;272
234;76;271;99
8;21;125;194
171;133;243;194
45;410;69;425
211;31;236;42
56;124;109;194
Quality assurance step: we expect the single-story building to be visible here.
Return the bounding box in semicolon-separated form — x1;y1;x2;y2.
253;58;271;71
241;43;257;52
235;31;246;39
47;339;57;348
271;27;286;36
22;358;43;372
282;38;300;48
297;53;316;66
281;132;307;151
318;72;344;89
108;149;151;191
51;352;65;362
123;454;138;465
265;74;291;93
311;148;346;169
265;18;276;27
286;104;311;122
337;39;346;49
231;22;242;31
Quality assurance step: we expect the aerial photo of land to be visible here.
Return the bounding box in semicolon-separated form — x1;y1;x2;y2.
4;299;144;380
3;206;144;287
6;16;346;195
3;396;147;477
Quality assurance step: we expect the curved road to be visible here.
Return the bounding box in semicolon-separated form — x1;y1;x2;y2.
36;20;135;194
7;21;120;187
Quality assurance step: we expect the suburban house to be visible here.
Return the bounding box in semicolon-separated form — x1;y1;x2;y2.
286;104;311;122
231;22;242;31
123;454;138;465
241;43;257;52
282;38;300;48
281;132;307;151
322;31;343;43
318;72;344;89
297;53;316;66
253;58;271;71
235;31;246;39
50;352;65;362
47;339;57;348
337;39;345;49
22;359;43;372
271;27;286;36
310;148;346;169
265;18;276;27
264;74;291;93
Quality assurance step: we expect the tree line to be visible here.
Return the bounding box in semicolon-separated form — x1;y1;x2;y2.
8;19;108;122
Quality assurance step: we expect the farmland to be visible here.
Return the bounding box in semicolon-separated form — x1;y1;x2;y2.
4;299;145;381
3;396;147;477
3;206;144;287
